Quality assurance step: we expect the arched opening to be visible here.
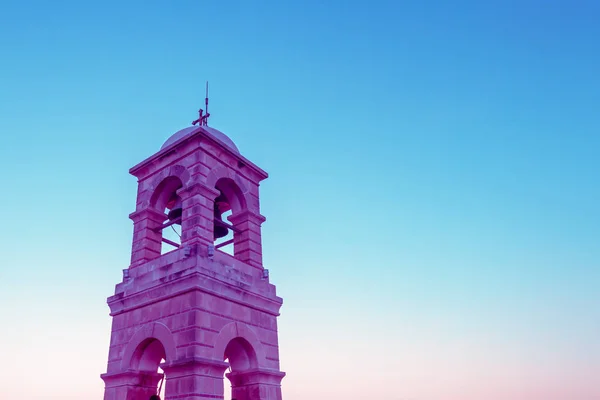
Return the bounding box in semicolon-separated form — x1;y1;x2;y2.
214;188;234;256
213;178;246;256
221;337;258;400
150;176;184;255
129;338;168;400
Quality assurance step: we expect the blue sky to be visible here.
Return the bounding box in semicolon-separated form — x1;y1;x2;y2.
0;1;598;399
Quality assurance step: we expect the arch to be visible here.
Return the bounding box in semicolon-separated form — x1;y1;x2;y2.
215;177;247;215
150;175;183;212
121;322;177;371
225;337;257;371
213;322;267;368
145;165;191;210
206;167;250;209
131;337;166;372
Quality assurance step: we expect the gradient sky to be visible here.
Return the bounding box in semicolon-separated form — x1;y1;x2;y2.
0;1;599;399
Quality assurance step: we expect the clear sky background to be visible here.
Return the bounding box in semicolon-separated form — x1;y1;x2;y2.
0;1;598;399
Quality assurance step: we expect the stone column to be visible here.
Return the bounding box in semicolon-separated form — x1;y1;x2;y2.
227;368;286;400
129;208;166;267
228;211;266;269
101;370;163;400
178;182;220;248
161;357;229;400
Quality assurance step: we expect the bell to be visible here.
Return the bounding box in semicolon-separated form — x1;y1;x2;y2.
167;196;182;223
214;204;229;240
213;192;229;240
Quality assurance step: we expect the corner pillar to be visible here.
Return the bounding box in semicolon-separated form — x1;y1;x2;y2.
101;370;163;400
228;211;266;269
160;357;229;400
129;208;166;267
178;183;220;247
227;368;286;400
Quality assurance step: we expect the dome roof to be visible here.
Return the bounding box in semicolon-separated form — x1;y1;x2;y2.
160;125;239;153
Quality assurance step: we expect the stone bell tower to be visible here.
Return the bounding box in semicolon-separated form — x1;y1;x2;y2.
100;106;285;400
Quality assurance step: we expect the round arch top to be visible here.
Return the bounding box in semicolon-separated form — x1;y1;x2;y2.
161;125;239;153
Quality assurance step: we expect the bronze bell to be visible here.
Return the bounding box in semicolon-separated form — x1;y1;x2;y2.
213;193;229;240
167;195;182;223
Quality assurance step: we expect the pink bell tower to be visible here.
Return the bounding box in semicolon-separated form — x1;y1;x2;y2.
100;99;285;400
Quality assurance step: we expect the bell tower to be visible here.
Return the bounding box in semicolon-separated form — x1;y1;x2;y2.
100;104;285;400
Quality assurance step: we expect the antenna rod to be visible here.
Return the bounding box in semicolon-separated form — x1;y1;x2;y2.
191;81;210;126
204;81;209;125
